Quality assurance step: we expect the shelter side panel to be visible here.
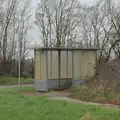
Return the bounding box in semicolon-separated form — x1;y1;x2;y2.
81;51;96;80
74;50;82;80
48;51;52;79
68;51;72;78
51;51;58;79
87;51;96;78
40;51;46;80
60;51;67;79
81;51;88;80
35;51;41;80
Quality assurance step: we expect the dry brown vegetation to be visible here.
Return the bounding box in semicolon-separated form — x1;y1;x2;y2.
81;113;97;120
94;59;120;93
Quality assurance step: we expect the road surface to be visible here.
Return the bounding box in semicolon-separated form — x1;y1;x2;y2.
0;84;34;88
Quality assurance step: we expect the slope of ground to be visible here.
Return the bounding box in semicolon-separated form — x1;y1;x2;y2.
94;59;120;92
0;86;120;120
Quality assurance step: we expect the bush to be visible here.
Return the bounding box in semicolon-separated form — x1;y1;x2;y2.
13;73;32;79
22;73;30;78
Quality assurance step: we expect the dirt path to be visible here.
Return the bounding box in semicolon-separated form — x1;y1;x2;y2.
0;84;34;88
24;91;70;97
49;96;120;109
23;91;120;109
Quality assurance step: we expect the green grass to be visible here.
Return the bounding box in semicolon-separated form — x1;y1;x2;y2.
0;76;34;85
0;86;35;94
0;86;120;120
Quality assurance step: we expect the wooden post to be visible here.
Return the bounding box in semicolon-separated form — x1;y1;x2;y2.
58;50;61;89
72;50;74;84
46;50;48;91
66;50;68;79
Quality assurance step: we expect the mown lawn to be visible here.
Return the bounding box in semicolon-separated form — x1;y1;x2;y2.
0;87;120;120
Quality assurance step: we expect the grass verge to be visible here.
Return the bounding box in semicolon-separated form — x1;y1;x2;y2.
0;86;35;94
0;76;34;85
0;86;120;120
68;85;120;105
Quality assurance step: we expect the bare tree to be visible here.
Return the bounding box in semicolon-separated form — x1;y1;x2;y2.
16;0;32;75
35;0;89;47
78;0;118;63
0;0;17;73
0;0;32;75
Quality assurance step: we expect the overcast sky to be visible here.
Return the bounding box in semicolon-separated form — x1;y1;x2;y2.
31;0;97;7
80;0;96;6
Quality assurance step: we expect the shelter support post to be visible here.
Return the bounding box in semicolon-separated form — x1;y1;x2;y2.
58;50;61;89
46;50;48;91
66;50;68;78
72;50;74;84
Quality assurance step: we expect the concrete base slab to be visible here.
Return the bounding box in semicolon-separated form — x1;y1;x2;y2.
48;79;72;90
34;80;48;92
34;79;87;92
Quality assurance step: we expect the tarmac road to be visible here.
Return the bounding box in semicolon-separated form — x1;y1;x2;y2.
0;84;34;88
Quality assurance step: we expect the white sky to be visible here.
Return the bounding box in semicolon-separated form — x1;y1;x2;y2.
80;0;96;6
31;0;97;6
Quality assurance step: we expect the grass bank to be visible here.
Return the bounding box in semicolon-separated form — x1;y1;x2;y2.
69;85;120;105
0;86;120;120
0;76;34;85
